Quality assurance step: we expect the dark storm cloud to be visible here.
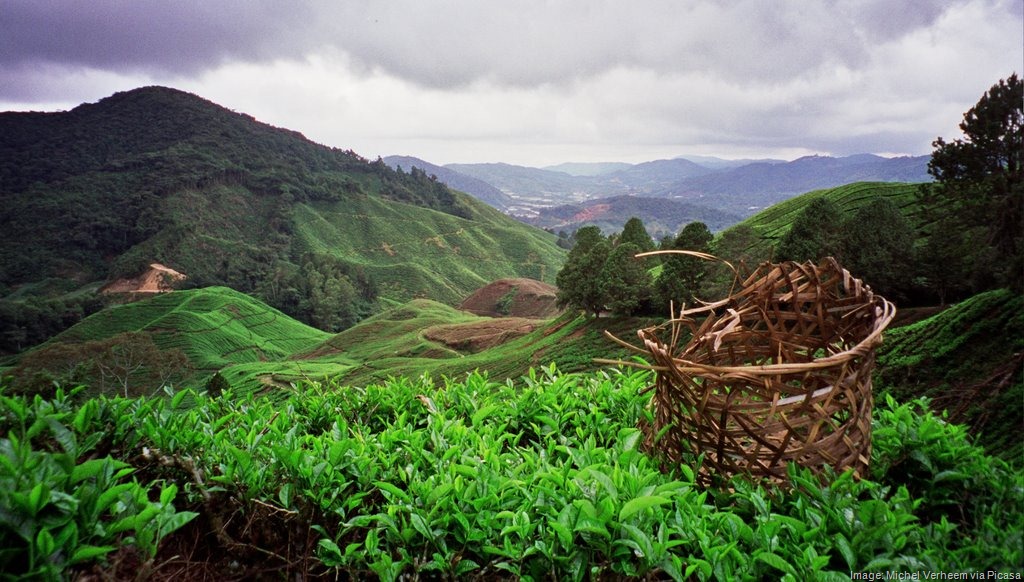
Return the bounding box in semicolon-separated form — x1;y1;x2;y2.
0;0;1019;165
1;0;970;87
0;0;321;74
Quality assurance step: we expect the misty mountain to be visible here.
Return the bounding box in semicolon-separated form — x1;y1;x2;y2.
445;154;931;219
527;195;741;239
675;154;786;170
383;155;513;210
541;161;633;176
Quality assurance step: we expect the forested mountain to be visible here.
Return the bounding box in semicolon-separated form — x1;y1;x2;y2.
383;155;514;210
0;87;565;352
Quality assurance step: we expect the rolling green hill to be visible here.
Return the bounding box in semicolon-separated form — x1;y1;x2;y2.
0;86;565;351
719;181;923;254
4;286;652;398
4;287;330;379
220;299;655;394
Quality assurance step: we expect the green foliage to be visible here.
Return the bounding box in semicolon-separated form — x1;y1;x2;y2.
655;222;714;310
924;73;1023;291
1;367;1019;579
721;182;921;259
0;387;196;579
775;197;843;262
599;243;652;316
5;287;331;392
556;227;611;316
0;87;566;350
618;217;656;253
838;198;916;301
876;289;1024;460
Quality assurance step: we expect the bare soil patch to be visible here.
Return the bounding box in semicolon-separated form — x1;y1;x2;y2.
100;263;186;294
424;318;545;353
459;278;561;318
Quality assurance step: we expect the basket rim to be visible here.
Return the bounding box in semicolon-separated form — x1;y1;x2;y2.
598;256;897;376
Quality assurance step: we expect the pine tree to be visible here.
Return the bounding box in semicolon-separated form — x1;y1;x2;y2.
775;198;843;262
655;222;713;311
922;73;1023;291
599;242;652;315
619;217;655;253
556;227;610;316
838;198;916;301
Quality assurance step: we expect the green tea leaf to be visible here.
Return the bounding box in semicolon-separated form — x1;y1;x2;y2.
70;544;116;564
619;495;670;522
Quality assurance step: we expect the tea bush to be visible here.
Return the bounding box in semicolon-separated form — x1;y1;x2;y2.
1;366;1021;579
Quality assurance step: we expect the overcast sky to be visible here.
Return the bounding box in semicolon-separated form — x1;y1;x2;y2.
2;1;1021;166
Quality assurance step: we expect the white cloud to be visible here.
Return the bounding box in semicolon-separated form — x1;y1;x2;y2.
1;0;1020;165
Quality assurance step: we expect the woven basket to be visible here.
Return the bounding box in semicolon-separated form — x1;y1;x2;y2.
603;253;895;486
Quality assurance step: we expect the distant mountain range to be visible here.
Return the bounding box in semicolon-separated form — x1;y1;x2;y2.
382;152;931;235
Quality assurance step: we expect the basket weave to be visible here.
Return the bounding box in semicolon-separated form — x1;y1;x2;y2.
604;254;895;486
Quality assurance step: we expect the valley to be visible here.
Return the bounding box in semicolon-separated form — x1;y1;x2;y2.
0;81;1020;580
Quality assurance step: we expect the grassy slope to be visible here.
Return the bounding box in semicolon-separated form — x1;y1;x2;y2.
719;181;922;253
876;289;1024;460
13;287;331;377
291;194;564;304
219;299;654;394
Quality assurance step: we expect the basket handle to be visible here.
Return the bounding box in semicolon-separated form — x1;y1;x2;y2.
634;250;742;310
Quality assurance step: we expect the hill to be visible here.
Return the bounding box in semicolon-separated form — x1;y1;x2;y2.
541;161;633;176
876;288;1023;461
664;154;931;215
0;86;565;349
2;286;337;397
459;278;560;318
213;299;654;393
716;182;923;256
444;155;929;222
526;194;741;238
383;155;514;210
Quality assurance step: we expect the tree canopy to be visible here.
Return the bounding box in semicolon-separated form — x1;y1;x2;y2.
922;73;1023;291
655;222;713;311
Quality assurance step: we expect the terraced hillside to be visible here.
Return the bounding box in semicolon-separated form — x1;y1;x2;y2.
875;288;1023;461
219;299;654;394
4;287;330;381
719;181;922;254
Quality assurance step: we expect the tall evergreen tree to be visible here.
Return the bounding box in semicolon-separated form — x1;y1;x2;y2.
599;242;652;315
922;73;1023;291
619;217;655;253
775;198;843;262
655;222;713;311
838;198;916;301
556;227;610;316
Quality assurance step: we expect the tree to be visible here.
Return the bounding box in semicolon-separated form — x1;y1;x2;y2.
619;217;655;253
599;242;652;315
838;198;916;301
655;222;713;311
775;198;843;262
922;73;1023;290
703;223;770;298
556;227;610;316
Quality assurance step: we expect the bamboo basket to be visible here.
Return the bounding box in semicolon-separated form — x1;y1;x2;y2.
603;253;896;486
